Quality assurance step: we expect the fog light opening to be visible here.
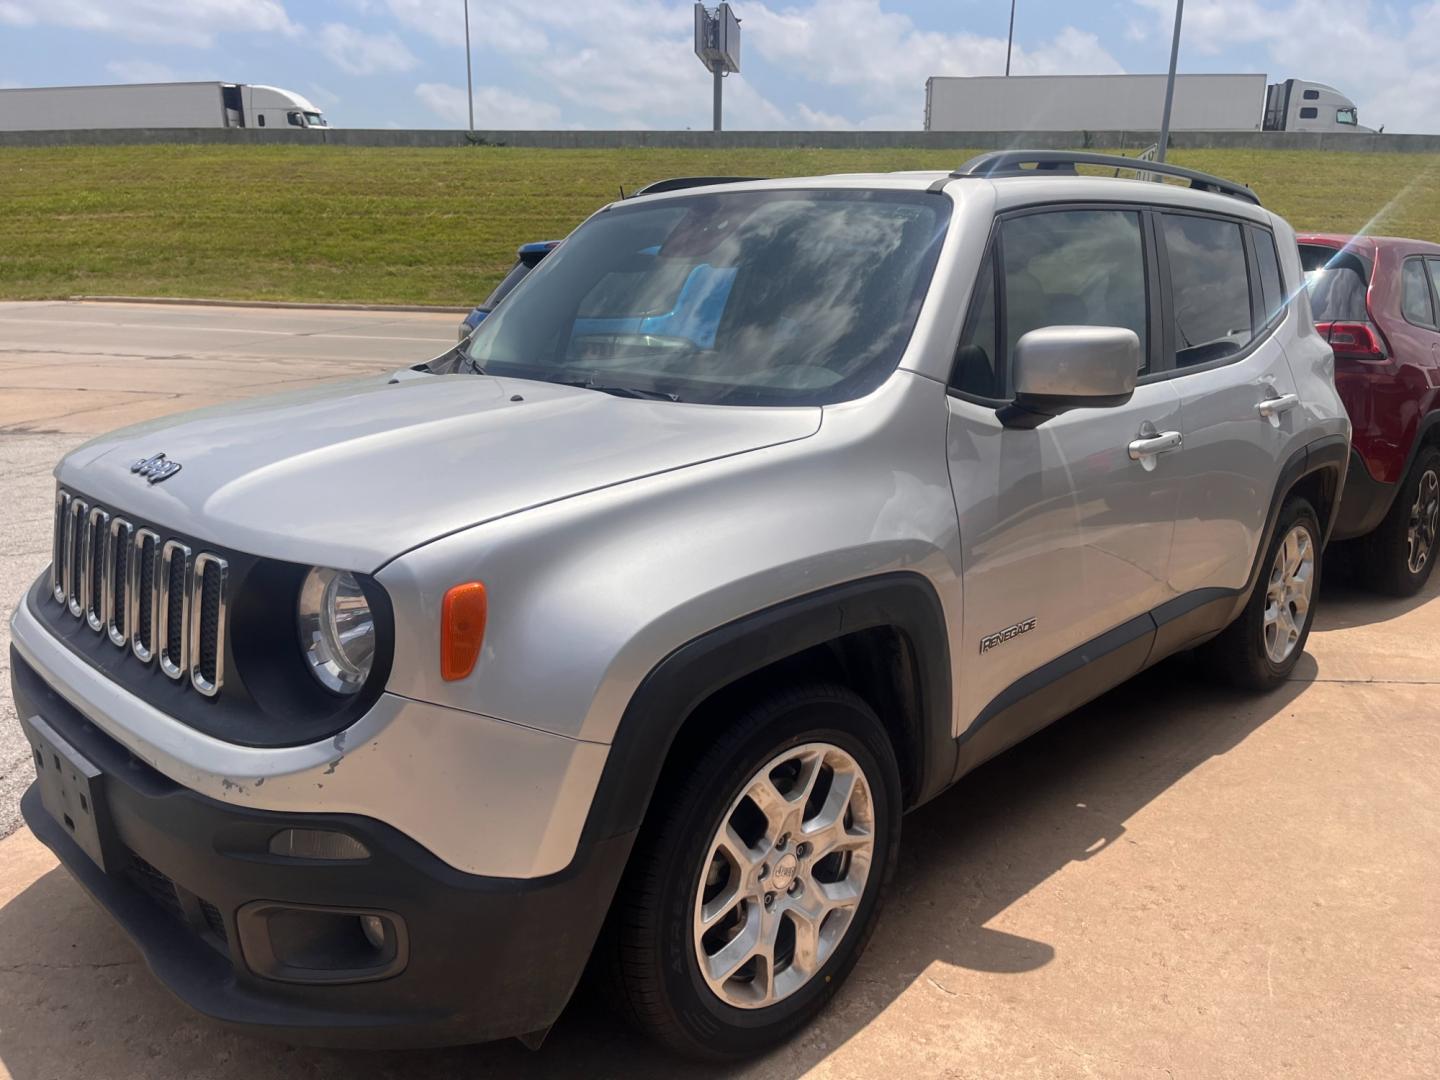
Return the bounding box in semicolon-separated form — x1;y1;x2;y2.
360;913;387;950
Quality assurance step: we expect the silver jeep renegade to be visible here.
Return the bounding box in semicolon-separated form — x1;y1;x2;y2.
11;152;1349;1058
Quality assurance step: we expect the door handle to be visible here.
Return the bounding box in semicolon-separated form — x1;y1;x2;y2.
1127;430;1182;470
1256;393;1299;420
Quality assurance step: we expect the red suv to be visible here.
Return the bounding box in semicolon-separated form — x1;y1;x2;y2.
1300;234;1440;594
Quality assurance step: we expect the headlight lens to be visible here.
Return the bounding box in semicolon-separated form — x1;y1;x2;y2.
298;567;375;694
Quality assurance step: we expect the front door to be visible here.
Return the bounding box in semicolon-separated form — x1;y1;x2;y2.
945;206;1182;762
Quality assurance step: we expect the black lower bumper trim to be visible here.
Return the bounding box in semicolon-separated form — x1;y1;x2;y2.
12;647;633;1048
1332;448;1396;542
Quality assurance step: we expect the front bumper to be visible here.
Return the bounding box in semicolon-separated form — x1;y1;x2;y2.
13;651;633;1047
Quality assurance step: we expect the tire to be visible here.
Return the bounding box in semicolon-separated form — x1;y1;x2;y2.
603;683;902;1060
1358;446;1440;597
1204;496;1322;690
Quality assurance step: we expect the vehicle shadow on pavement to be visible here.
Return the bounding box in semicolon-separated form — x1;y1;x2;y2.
0;656;1313;1080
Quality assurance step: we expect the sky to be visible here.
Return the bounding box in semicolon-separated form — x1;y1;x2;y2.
0;1;1436;133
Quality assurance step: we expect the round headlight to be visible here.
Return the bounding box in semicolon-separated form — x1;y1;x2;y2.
298;567;375;695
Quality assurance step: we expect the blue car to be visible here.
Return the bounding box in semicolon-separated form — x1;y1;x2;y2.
457;240;560;341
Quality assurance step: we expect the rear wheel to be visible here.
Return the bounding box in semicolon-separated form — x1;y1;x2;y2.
1204;496;1321;690
1358;446;1440;597
604;684;901;1059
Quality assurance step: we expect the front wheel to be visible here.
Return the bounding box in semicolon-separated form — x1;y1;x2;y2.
604;684;901;1059
1204;496;1321;690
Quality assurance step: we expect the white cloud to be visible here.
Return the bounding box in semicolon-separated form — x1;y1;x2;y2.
0;0;298;47
389;0;1122;130
318;22;417;75
104;59;179;83
415;82;562;128
1129;0;1440;133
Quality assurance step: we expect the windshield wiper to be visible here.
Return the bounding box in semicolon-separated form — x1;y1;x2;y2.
552;376;679;402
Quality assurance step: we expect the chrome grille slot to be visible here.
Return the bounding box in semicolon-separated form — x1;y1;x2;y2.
51;491;70;603
84;507;109;632
65;498;88;617
106;518;133;647
190;553;228;697
50;489;229;698
131;529;160;663
158;540;192;681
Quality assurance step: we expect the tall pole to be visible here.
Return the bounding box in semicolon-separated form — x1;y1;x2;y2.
1156;0;1184;161
463;0;475;132
713;68;722;132
1005;0;1016;76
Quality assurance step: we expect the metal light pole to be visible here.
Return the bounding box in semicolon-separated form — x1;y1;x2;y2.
713;68;723;132
463;0;475;132
1005;0;1017;76
1156;0;1184;161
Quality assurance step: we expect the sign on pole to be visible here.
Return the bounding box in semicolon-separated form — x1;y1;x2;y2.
694;3;741;132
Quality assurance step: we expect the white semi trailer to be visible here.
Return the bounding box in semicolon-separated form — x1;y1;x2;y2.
0;82;328;131
924;74;1372;134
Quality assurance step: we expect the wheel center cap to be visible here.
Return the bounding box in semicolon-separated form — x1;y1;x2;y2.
770;853;799;890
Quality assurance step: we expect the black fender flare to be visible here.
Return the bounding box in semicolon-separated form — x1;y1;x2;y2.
1228;432;1348;623
577;572;956;847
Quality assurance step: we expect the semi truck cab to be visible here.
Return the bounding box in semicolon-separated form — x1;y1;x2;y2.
228;84;328;129
1264;79;1371;133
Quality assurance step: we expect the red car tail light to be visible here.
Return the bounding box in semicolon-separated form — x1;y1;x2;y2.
1315;321;1388;362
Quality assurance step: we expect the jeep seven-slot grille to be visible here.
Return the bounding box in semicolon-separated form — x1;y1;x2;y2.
50;490;228;698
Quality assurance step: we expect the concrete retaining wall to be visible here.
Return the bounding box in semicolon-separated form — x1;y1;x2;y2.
3;127;1439;153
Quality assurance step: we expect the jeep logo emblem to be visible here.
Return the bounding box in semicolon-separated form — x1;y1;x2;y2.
130;453;182;484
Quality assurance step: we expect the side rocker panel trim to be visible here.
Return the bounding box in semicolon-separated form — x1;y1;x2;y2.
581;572;955;846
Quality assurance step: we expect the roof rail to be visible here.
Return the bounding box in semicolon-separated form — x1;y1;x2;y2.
633;175;764;196
942;150;1260;206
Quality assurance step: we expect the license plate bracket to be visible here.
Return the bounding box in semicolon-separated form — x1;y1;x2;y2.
22;713;115;873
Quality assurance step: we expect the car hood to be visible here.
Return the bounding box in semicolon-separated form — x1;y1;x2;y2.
56;372;821;571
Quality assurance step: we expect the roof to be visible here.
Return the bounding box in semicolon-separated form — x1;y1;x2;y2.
1298;233;1440;256
623;169;1274;226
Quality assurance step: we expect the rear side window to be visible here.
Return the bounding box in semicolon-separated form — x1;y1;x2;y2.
1300;244;1370;322
1000;209;1150;373
1161;214;1253;366
1402;257;1437;327
1303;89;1320;100
1300;107;1319;119
1252;229;1286;327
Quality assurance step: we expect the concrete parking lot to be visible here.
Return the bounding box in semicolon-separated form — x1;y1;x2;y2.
0;302;1436;1079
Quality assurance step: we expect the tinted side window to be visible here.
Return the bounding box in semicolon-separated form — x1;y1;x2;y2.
1162;214;1254;367
1000;209;1149;374
951;251;1001;397
1303;89;1320;100
1253;229;1286;328
1429;260;1440;319
1300;107;1319;119
1402;257;1437;327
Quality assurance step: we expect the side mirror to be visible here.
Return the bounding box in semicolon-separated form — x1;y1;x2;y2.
999;325;1140;429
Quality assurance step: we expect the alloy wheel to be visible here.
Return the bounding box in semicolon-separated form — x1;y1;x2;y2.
692;742;876;1009
1406;469;1440;575
1263;523;1315;664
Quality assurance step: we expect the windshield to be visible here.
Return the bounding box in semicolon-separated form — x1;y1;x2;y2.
461;188;950;406
1300;244;1370;322
304;111;327;127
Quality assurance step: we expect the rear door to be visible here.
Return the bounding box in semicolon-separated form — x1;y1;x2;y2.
1160;212;1302;607
946;206;1181;751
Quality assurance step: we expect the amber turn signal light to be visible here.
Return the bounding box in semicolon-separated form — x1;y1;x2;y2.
441;582;487;681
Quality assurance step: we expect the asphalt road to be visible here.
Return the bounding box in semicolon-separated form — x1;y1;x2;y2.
0;302;1436;1078
0;300;457;839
